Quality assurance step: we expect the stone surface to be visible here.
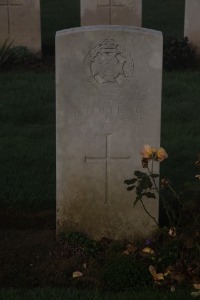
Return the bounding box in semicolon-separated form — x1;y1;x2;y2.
56;26;163;240
81;0;142;26
0;0;41;54
184;0;200;55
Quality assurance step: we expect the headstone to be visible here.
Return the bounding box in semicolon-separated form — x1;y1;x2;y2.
0;0;41;55
184;0;200;55
56;26;163;240
81;0;142;26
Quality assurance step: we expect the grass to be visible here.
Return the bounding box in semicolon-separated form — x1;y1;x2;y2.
161;71;200;188
40;0;80;55
0;71;55;209
0;288;193;300
142;0;185;38
0;70;199;210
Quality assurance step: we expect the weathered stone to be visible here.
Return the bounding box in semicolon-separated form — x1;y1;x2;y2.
81;0;142;26
0;0;41;55
184;0;200;55
56;26;162;240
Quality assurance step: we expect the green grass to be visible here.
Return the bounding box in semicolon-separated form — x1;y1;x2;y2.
161;71;200;188
0;288;193;300
0;70;199;210
41;0;80;55
143;0;185;38
0;71;55;209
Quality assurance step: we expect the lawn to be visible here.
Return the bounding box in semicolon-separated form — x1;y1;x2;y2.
1;70;199;210
0;288;193;300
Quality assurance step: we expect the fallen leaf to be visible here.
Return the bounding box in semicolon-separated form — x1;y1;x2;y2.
149;265;164;281
191;291;200;298
142;247;155;255
194;284;200;290
123;243;137;255
72;271;83;278
164;265;174;276
170;285;175;292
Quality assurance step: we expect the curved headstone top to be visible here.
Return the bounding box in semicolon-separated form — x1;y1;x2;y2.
56;25;162;37
56;25;163;240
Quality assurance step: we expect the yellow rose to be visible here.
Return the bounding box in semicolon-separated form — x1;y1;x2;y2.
140;145;157;160
156;147;168;162
140;145;168;162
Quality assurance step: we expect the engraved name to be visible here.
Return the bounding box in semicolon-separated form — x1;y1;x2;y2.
72;98;143;131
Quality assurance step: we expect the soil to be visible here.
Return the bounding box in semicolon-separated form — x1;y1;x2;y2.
0;210;118;290
0;210;150;290
0;210;58;288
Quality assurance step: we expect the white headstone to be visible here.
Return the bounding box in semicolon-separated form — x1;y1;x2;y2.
81;0;142;26
56;26;163;240
184;0;200;55
0;0;41;55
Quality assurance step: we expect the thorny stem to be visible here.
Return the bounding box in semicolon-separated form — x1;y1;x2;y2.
147;165;160;195
140;199;160;229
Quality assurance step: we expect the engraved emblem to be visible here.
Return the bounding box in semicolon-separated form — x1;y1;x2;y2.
85;39;134;92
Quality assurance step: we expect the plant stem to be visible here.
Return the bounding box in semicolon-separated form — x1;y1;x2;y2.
140;199;160;229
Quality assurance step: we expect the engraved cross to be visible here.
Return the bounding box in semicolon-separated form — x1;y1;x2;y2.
97;0;125;24
0;0;24;35
85;134;130;204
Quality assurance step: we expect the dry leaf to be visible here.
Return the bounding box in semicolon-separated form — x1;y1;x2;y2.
191;291;200;298
149;265;164;281
142;247;155;255
170;285;176;292
164;265;174;276
194;284;200;290
123;243;137;255
72;271;83;278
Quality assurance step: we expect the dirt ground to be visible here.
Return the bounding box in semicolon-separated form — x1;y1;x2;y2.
0;210;105;289
0;210;60;288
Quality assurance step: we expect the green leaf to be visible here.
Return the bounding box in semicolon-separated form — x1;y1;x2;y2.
127;185;136;191
150;174;159;178
145;192;156;199
134;171;146;178
140;177;153;190
124;178;137;185
136;186;142;195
